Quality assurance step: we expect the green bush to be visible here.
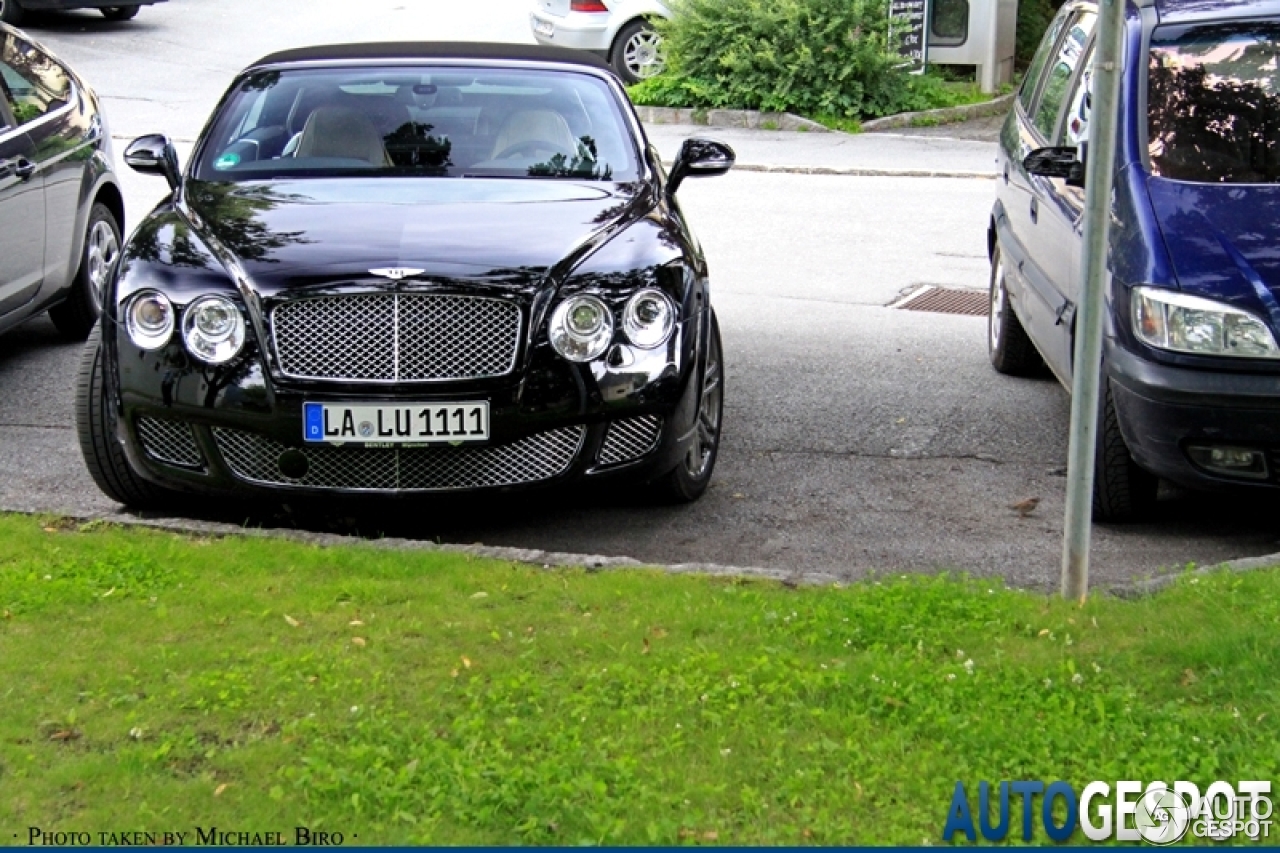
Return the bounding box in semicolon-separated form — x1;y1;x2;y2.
1016;0;1065;68
639;0;936;121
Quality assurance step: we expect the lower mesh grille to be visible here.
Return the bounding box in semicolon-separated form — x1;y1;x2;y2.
211;426;585;491
136;417;203;469
599;415;663;466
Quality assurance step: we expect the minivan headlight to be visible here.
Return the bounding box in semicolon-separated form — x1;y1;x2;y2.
549;294;613;362
182;295;246;364
1132;287;1280;359
125;290;174;350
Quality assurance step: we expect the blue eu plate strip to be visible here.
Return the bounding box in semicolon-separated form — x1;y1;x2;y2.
303;403;324;442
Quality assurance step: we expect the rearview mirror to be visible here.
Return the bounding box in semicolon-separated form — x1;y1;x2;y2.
1023;146;1085;188
667;137;735;196
125;134;181;191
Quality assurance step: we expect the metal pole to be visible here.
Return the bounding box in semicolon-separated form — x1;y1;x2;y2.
1061;0;1127;600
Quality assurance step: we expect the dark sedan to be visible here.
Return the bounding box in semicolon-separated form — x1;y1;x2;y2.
78;42;734;508
1;1;166;25
1;22;123;340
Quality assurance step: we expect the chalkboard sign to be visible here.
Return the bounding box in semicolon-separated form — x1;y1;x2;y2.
889;0;929;74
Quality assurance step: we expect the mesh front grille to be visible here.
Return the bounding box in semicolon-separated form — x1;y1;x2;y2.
599;415;663;466
212;426;584;491
136;417;203;469
272;293;521;382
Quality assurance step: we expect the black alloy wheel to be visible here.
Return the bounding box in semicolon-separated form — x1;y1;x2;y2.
0;0;24;25
987;242;1044;375
653;311;723;503
50;203;121;340
101;5;139;19
76;324;181;509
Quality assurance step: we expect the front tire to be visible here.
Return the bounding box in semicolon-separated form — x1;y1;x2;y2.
49;203;121;341
0;0;24;25
101;5;140;19
988;242;1045;376
652;312;723;503
76;324;180;509
1092;380;1159;522
610;19;664;85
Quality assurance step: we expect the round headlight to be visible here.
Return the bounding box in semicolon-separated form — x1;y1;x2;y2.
182;295;246;364
622;289;676;349
549;294;614;362
125;290;174;350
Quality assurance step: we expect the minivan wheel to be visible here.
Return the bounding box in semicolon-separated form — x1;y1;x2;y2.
988;243;1044;375
0;0;24;25
50;203;121;340
76;324;180;509
1092;381;1159;522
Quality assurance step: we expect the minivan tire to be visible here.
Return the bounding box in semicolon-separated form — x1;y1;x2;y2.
101;5;140;20
988;243;1045;376
1092;380;1159;522
50;203;120;341
0;0;24;25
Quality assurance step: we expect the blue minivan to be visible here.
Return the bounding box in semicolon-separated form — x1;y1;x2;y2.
990;0;1280;520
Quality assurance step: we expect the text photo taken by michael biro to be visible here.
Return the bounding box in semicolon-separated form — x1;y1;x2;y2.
0;0;1277;847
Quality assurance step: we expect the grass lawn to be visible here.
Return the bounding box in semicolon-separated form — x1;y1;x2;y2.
0;513;1276;845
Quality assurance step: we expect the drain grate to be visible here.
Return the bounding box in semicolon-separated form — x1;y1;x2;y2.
891;286;988;316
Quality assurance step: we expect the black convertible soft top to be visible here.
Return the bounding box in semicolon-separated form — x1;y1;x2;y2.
251;41;612;73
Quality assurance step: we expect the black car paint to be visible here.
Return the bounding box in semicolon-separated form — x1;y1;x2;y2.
993;0;1280;493
104;55;728;499
0;24;122;335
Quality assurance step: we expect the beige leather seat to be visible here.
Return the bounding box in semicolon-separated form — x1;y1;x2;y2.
490;109;578;159
294;106;390;167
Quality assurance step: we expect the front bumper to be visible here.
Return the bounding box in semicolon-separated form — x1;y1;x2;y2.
111;316;704;498
1106;338;1280;491
529;11;612;53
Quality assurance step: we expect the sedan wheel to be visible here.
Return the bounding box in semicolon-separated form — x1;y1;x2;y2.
101;5;140;19
611;20;664;85
652;312;723;503
50;203;121;340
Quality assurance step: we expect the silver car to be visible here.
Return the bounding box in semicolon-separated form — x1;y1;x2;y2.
530;0;670;84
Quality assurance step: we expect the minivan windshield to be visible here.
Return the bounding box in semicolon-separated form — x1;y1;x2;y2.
1149;21;1280;183
194;66;639;182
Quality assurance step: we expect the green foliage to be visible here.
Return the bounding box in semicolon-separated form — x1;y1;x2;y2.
1017;0;1065;68
1;513;1278;843
640;0;930;120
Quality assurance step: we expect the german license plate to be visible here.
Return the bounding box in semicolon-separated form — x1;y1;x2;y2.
303;402;489;445
533;16;555;36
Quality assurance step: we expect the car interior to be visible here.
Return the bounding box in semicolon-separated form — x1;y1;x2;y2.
201;68;636;180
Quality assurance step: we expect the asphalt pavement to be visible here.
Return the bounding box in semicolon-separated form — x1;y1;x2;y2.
3;3;1280;591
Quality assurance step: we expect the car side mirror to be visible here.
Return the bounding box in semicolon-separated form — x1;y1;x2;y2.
125;134;181;190
1023;146;1085;188
667;137;735;196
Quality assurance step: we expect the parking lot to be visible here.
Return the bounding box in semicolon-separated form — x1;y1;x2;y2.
3;0;1280;590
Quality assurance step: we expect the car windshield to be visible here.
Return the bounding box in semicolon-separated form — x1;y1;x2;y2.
1149;21;1280;183
194;65;639;181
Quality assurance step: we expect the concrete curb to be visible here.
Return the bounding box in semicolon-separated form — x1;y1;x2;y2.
729;163;995;179
2;505;841;587
634;106;830;133
861;92;1016;132
5;505;1275;598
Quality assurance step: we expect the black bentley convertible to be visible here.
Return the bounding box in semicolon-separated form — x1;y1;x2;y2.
78;42;734;506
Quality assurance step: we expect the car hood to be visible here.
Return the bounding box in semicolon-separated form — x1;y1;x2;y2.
1147;177;1280;328
176;177;650;297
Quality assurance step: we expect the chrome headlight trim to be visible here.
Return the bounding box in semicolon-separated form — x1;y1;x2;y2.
1131;286;1280;359
622;288;676;349
549;293;614;363
125;290;175;351
182;294;247;365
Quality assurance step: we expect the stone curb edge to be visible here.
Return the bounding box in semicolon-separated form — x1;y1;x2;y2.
634;106;829;133
861;92;1017;132
0;504;840;587
4;504;1275;598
